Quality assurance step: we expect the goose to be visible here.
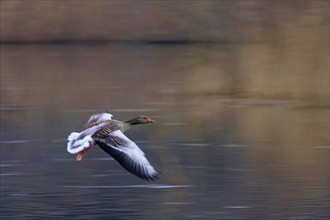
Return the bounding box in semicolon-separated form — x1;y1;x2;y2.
67;112;159;181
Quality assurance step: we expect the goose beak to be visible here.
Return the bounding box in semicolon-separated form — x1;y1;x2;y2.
146;118;155;123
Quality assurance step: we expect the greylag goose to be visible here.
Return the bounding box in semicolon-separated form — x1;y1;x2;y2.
67;112;159;181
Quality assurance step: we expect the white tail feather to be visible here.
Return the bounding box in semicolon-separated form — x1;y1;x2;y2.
67;123;106;154
67;132;94;154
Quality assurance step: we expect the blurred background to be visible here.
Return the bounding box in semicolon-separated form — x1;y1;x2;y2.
1;1;329;219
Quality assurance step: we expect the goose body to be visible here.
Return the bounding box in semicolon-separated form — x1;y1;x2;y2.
67;112;158;181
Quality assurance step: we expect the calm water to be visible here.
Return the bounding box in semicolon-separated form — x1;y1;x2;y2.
1;44;329;219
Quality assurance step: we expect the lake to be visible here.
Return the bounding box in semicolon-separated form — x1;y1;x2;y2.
1;43;329;219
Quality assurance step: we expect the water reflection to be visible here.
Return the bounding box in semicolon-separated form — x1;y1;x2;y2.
1;43;329;219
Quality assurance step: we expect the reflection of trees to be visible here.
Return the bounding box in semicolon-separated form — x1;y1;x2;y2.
238;107;329;217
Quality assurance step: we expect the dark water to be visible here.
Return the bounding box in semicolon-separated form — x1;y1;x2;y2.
1;44;329;219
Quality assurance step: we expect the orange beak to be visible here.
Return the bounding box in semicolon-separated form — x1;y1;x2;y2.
146;118;155;123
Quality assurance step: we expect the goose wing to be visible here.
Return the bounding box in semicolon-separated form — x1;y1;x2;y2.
96;130;159;181
83;112;113;128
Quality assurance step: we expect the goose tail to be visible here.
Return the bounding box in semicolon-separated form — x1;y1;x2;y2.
67;132;93;154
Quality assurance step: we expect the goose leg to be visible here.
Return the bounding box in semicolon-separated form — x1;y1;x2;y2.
76;144;92;161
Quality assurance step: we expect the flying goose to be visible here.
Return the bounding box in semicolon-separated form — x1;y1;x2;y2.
67;112;159;181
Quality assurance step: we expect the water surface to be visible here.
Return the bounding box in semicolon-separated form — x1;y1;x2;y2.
1;44;329;219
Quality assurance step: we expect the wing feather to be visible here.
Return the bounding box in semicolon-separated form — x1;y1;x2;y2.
96;130;159;181
83;113;113;128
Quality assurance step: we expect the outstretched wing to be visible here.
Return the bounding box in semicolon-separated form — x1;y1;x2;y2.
83;112;113;128
96;130;159;181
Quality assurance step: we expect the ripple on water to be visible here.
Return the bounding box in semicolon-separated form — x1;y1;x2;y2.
0;164;17;167
0;139;44;144
224;206;253;209
51;138;67;143
163;202;192;205
61;184;194;189
0;173;24;176
0;160;24;166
